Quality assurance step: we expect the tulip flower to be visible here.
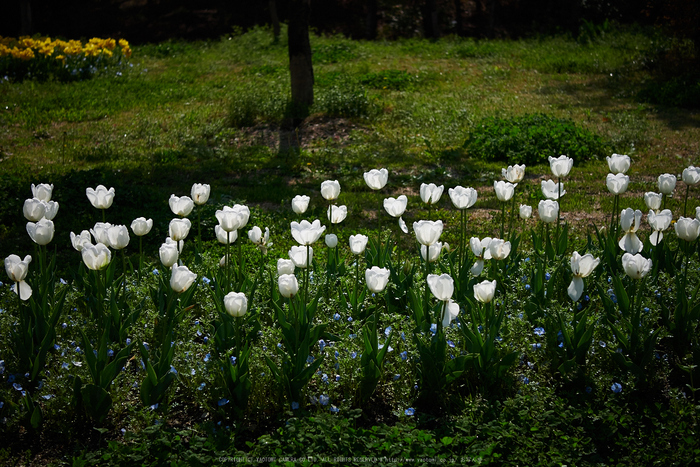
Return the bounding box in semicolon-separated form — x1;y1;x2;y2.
648;209;672;245
130;217;153;237
31;183;53;202
86;185;115;210
277;258;295;275
327;205;348;224
321;180;341;201
169;218;191;242
606;173;629;195
502;164;525;184
489;238;511;260
349;234;369;255
26;218;54;245
191;183;210;205
365;266;390;293
278;274;299;298
213;225;236;245
621;253;652;280
106;225;130;250
215;204;250;232
363;168;388;190
538;200;559;223
41;201;59;221
82;243;112;271
5;254;32;300
520;205;532;219
420;242;442;263
619;208;643;254
567;251;600;301
658;174;677;196
473;279;497;303
606;154;631;174
697;206;700;222
398;217;408;234
171;264;197;293
549;155;573;178
413;220;443;246
90;222;112;245
682;166;700;186
448;186;477;209
442;300;460;327
169;195;194;217
420;183;444;205
289;245;312;268
291;195;310;214
675;216;700;242
383;195;408;217
248;226;269;246
541;179;566;200
23;198;46;222
291;219;326;245
224;291;248;317
493;181;515;202
469;237;491;276
325;234;338;248
70;230;92;252
644;192;662;212
159;238;179;268
427;273;454;301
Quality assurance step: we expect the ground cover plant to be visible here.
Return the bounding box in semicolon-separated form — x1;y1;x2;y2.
1;25;700;466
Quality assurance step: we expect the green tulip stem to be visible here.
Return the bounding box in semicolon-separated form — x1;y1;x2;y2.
500;201;506;240
197;207;202;251
662;194;667;212
684;185;690;218
237;232;243;283
353;257;360;314
377;197;383;265
458;209;465;275
508;192;517;240
234;315;242;360
546;223;551;261
423;253;431;328
305;244;310;304
226;234;231;293
102;208;105;224
555;176;561;249
121;249;127;296
138;236;143;283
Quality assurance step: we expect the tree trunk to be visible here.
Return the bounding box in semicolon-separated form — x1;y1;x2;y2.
454;0;464;36
422;0;440;39
366;0;378;40
20;0;33;36
269;0;280;43
485;0;496;38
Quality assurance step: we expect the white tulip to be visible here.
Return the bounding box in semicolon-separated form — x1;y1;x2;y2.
365;266;390;293
327;205;348;224
86;185;115;209
349;234;369;255
23;198;46;222
448;186;477;209
82;243;112;271
494;181;515;202
321;180;341;201
169;195;194;217
541;179;566;200
567;251;600;301
489;239;511;260
215;225;238;244
291;219;326;245
224;292;247;317
648;209;672;246
363;168;388;190
644;192;663;212
420;183;444;205
215;205;250;232
277;258;295;275
383;195;408;217
442;299;460;327
169;218;191;242
682;166;700;186
106;225;130;250
538;200;559;223
674;216;700;242
291;195;310;214
191;183;210;205
398;217;408;234
171;264;197;293
549;155;573;178
130;217;153;237
90;222;112;245
70;230;92;252
41;201;59;221
658;174;677;195
289;245;312;269
5;254;32;300
427;273;454;301
325;234;338;248
502;164;525;184
420;242;442;263
413;220;443;246
519;204;532;219
621;253;652;280
159;238;179;268
278;274;299;298
31;183;53;202
619;208;643;254
473;280;497;303
606;154;631;174
26;219;54;245
606;173;629;195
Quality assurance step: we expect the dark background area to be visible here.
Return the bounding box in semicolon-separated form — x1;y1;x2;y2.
2;0;698;44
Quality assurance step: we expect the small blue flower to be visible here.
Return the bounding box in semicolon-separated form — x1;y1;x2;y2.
558;342;564;348
42;394;53;400
13;383;22;391
334;350;339;358
198;383;206;391
447;340;455;348
152;269;159;275
126;338;132;346
611;382;622;394
230;356;237;365
599;341;606;348
384;326;392;337
531;343;542;350
169;365;177;374
218;398;229;406
319;394;329;406
351;352;357;359
643;307;650;313
107;349;114;357
333;313;341;321
330;406;339;413
319;340;326;352
335;374;340;382
405;408;415;416
393;374;400;380
430;323;437;334
400;351;408;361
62;322;67;329
321;373;328;383
204;353;210;362
525;284;531;290
585;386;592;394
150;403;159;410
584;295;590;302
534;327;545;337
401;332;406;342
202;277;211;285
291;401;299;410
521;376;530;384
347;317;353;322
545;273;551;281
307;355;315;364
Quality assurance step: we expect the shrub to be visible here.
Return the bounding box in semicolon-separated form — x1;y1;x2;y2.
464;113;611;165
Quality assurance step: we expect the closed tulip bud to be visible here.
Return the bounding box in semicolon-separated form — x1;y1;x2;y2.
169;218;191;242
26;218;54;245
349;234;369;255
682;166;700;186
289;245;312;268
473;279;497;303
674;216;700;242
448;186;477;209
86;185;115;209
171;264;197;293
538;200;559;223
277;258;295;275
325;234;338;248
107;225;130;250
413;219;443;246
420;183;444;205
427;273;454;301
658;174;677;195
502;164;525;184
606;173;629;195
327;205;347;224
130;217;153;237
365;266;390;293
606;154;631;174
489;239;511;260
363;168;388;190
278;274;299;298
321;180;341;201
159;238;179;268
31;183;53;202
420;242;442;263
191;183;210;205
90;222;112;245
292;195;310;214
23;198;46;222
70;230;92;252
169;195;194;217
648;209;672;246
5;254;32;300
494;180;515;202
82;243;112;271
549;155;573;178
442;299;460;327
621;253;652;279
519;204;532;219
215;225;237;244
644;192;662;212
383;195;408;217
541;179;566;200
224;292;247;317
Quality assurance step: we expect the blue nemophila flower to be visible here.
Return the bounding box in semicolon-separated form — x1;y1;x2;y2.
202;276;211;285
322;374;328;383
169;366;177;374
643;307;650;313
291;401;299;410
330;406;339;413
577;303;583;310
349;333;357;339
385;326;391;337
447;340;455;348
599;341;606;348
534;327;545;337
400;351;408;361
61;363;69;370
351;352;357;359
334;350;339;358
107;349;114;357
521;376;530;384
13;383;22;391
585;386;592;393
531;343;542;350
191;369;196;376
545;272;551;280
150;403;159;410
611;382;622;393
126;338;132;346
0;360;4;374
584;295;590;302
319;340;326;352
42;394;53;400
393;374;401;380
204;353;210;362
153;269;159;275
319;395;329;406
335;374;340;382
218;398;229;406
230;356;237;365
196;330;202;337
307;355;314;364
430;323;437;334
401;332;406;342
198;383;206;390
348;317;353;322
333;313;341;321
558;342;564;348
405;408;415;416
525;284;531;290
0;402;4;409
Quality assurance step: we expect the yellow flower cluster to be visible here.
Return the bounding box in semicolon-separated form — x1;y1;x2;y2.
0;35;132;61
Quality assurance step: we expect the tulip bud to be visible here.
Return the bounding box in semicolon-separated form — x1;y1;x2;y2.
23;198;46;222
606;173;629;195
420;183;444;205
675;216;700;242
644;192;663;212
277;258;295;275
171;264;197;293
365;266;390;293
621;253;652;279
224;292;247;317
86;185;115;209
682;166;700;186
473;279;497;303
363;168;388;190
191;183;210;205
325;234;338;248
538;200;559;224
321;180;341;201
519;204;532;219
169;195;194;217
278;274;299;298
349;234;369;255
130;217;153;237
606;154;631;175
26;218;54;245
159;239;179;268
549;155;573;178
658;174;677;195
31;183;53;202
493;181;515;202
413;220;443;246
169;218;191;242
291;195;310;214
82;243;112;271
